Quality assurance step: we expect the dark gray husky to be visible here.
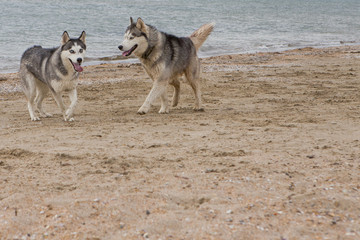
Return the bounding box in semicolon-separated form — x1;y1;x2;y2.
19;31;86;121
119;17;214;114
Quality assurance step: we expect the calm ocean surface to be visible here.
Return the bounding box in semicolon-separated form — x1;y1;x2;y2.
0;0;359;73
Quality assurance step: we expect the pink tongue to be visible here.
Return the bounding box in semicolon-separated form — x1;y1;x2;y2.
73;63;83;72
122;50;130;57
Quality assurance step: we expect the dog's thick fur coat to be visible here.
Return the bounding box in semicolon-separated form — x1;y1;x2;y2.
20;31;86;121
119;18;214;114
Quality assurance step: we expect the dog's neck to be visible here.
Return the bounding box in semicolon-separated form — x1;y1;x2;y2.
141;45;154;59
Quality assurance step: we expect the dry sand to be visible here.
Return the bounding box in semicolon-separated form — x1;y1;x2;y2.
0;46;360;239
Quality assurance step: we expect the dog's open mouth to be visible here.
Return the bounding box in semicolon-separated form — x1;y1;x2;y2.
122;44;138;57
69;60;83;72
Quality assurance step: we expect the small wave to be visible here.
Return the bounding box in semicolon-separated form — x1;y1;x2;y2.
85;54;135;62
340;40;356;44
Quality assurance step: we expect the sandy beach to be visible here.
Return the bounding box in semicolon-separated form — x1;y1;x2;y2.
1;46;360;239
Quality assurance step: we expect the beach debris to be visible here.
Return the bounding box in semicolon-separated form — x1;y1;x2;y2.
256;225;265;231
205;169;218;173
345;229;355;236
289;182;295;191
139;230;149;238
331;216;341;225
119;222;125;229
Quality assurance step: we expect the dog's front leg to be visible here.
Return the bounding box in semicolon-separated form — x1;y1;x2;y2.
159;90;169;114
65;88;77;121
51;92;67;121
138;81;167;115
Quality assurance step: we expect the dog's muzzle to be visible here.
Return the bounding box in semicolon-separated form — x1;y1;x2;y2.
119;44;138;57
70;58;83;72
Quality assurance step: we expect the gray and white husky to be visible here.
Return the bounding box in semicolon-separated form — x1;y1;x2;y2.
19;31;86;121
118;17;214;114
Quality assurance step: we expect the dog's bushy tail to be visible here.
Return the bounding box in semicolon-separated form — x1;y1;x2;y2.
190;22;215;51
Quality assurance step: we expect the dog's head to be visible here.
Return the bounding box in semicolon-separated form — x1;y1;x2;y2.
118;17;149;58
60;31;86;72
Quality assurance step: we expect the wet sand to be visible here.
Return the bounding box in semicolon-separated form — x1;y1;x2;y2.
1;46;360;239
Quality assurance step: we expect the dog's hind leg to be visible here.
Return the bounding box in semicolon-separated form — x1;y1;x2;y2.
22;74;40;121
170;78;180;107
185;63;203;111
27;93;40;121
189;79;203;111
35;82;52;118
65;88;77;121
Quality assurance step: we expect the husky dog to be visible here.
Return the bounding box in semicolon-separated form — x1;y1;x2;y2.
118;17;214;114
19;31;86;121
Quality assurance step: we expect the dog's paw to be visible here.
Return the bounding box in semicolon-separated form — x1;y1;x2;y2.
65;110;75;121
194;107;205;112
137;106;149;115
64;117;75;122
158;108;169;114
31;116;41;121
137;110;147;115
64;114;75;122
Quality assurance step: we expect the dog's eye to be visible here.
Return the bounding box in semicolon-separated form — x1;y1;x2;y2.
79;49;83;53
69;50;75;54
129;36;134;40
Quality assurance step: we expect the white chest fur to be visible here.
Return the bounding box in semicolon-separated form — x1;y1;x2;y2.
50;72;79;93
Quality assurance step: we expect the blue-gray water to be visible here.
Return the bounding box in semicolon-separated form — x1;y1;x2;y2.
0;0;359;73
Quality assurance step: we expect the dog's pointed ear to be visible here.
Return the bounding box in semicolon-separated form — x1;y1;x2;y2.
61;31;70;45
130;17;134;25
136;18;146;32
79;31;86;44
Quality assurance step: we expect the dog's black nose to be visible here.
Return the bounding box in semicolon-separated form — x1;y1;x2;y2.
118;45;123;51
77;58;82;64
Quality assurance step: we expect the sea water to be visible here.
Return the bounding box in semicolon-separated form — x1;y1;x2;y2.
0;0;359;73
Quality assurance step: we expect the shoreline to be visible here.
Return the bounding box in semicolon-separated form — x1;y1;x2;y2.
1;43;360;239
1;44;360;95
1;42;360;75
